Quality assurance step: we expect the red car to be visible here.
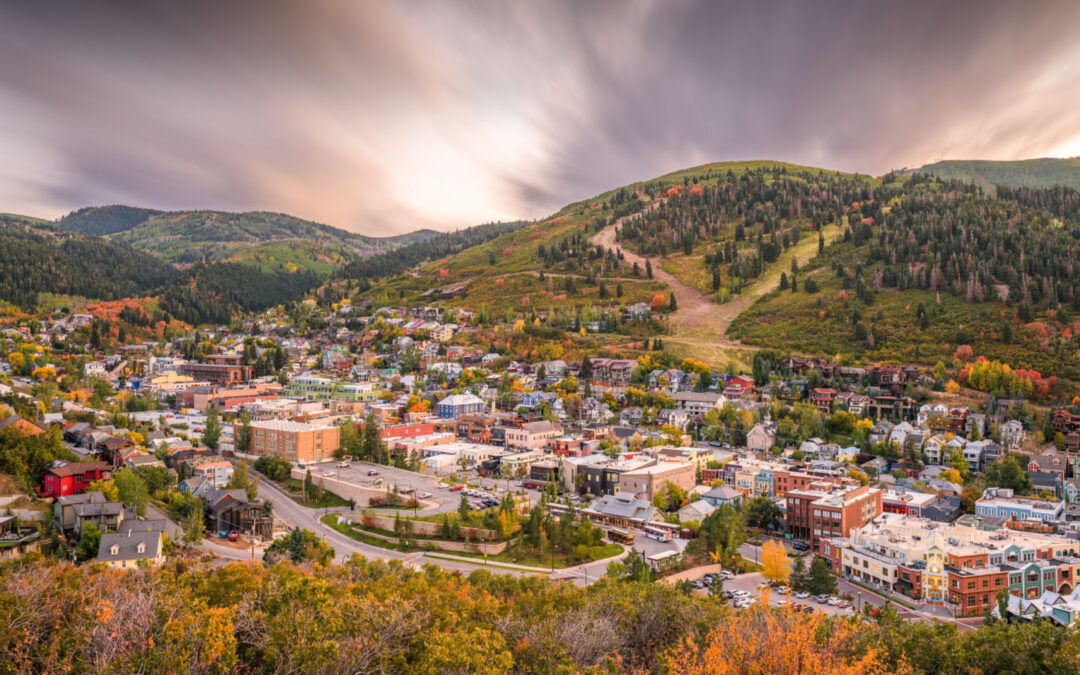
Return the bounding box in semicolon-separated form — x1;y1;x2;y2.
228;530;240;542
449;485;464;491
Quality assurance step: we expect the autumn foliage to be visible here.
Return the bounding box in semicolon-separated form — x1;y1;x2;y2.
666;603;901;675
650;293;668;311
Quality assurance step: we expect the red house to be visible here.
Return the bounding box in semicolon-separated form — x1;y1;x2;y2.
40;461;111;499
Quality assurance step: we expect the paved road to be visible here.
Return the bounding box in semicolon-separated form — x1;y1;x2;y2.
256;472;533;576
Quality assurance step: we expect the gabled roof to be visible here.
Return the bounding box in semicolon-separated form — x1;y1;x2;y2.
96;531;161;563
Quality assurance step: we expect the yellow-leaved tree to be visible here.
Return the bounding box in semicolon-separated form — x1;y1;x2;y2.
761;539;791;585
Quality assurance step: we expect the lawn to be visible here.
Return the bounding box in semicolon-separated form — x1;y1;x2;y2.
321;514;622;568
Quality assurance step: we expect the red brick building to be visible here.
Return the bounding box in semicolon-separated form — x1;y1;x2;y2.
41;461;112;499
785;482;883;553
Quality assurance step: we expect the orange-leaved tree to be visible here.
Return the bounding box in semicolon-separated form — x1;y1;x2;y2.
665;603;903;675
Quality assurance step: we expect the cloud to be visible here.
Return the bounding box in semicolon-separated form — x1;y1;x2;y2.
0;1;1079;234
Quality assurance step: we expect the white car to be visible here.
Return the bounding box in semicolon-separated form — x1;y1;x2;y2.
795;591;810;599
827;597;839;606
719;571;734;580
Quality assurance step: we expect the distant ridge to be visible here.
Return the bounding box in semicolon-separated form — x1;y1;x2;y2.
917;157;1080;193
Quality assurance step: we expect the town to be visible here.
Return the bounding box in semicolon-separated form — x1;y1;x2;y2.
4;298;1080;633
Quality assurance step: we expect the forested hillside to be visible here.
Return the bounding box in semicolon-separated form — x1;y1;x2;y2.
56;206;440;266
918;157;1080;194
159;261;320;325
730;173;1080;378
0;215;177;309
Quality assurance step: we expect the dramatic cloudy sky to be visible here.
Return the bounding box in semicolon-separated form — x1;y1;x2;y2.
3;1;1080;234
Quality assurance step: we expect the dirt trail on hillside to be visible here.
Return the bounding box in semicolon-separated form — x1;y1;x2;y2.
591;207;755;351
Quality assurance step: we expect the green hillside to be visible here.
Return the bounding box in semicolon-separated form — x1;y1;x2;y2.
917;157;1080;193
55;206;440;265
0;215;178;309
356;160;872;314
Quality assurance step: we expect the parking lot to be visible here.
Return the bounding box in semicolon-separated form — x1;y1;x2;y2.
306;460;536;514
697;570;856;617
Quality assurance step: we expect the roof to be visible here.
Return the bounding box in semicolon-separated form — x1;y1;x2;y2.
251;419;336;432
703;486;743;501
585;491;658;522
46;461;110;478
96;531;162;563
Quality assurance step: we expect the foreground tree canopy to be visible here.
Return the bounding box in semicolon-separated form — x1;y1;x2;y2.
2;556;1080;674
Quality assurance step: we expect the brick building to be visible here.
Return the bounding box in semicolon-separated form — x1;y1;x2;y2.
246;420;340;464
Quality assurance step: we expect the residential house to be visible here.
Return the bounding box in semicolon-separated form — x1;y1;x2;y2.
96;530;164;569
436;393;486;419
746;422;778;452
40;461;111;499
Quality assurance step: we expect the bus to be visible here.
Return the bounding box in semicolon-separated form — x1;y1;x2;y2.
607;528;635;545
643;525;672;542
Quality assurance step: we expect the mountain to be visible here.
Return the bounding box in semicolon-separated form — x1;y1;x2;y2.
0;214;177;309
55;206;440;268
350;159;1080;382
917;157;1080;193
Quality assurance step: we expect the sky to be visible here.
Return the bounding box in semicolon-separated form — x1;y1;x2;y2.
3;1;1080;235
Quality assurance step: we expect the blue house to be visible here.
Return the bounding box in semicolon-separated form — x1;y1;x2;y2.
436;393;486;419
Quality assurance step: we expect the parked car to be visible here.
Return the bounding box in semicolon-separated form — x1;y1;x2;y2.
417;491;432;499
367;470;380;476
795;591;810;599
719;571;734;580
228;531;239;542
836;600;851;609
218;530;229;539
449;485;464;491
757;580;770;589
336;462;350;468
792;541;811;552
827;597;839;606
816;595;829;604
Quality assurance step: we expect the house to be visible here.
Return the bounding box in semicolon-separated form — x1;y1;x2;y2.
40;461;112;499
677;499;715;523
70;498;125;535
1000;420;1025;450
808;388;837;414
672;391;723;414
96;530;164;569
656;408;690;430
0;515;41;562
701;485;743;508
199;486;273;540
746;422;778;452
191;459;234;488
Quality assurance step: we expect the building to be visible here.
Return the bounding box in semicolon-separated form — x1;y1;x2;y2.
786;482;883;553
436;393;486;419
746;422;778;452
177;362;254;385
672;391;724;414
975;488;1064;523
580;456;656;496
497;449;544;477
247;419;341;465
504;420;562;450
619;461;696;502
827;514;1080;617
191;459;234;488
96;530;164;569
285;375;380;402
40;461;112;499
582;491;661;529
701;485;743;508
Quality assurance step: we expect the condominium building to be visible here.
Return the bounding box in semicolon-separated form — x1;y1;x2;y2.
786;482;883;553
822;514;1080;617
285;375;380;403
247;420;340;464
